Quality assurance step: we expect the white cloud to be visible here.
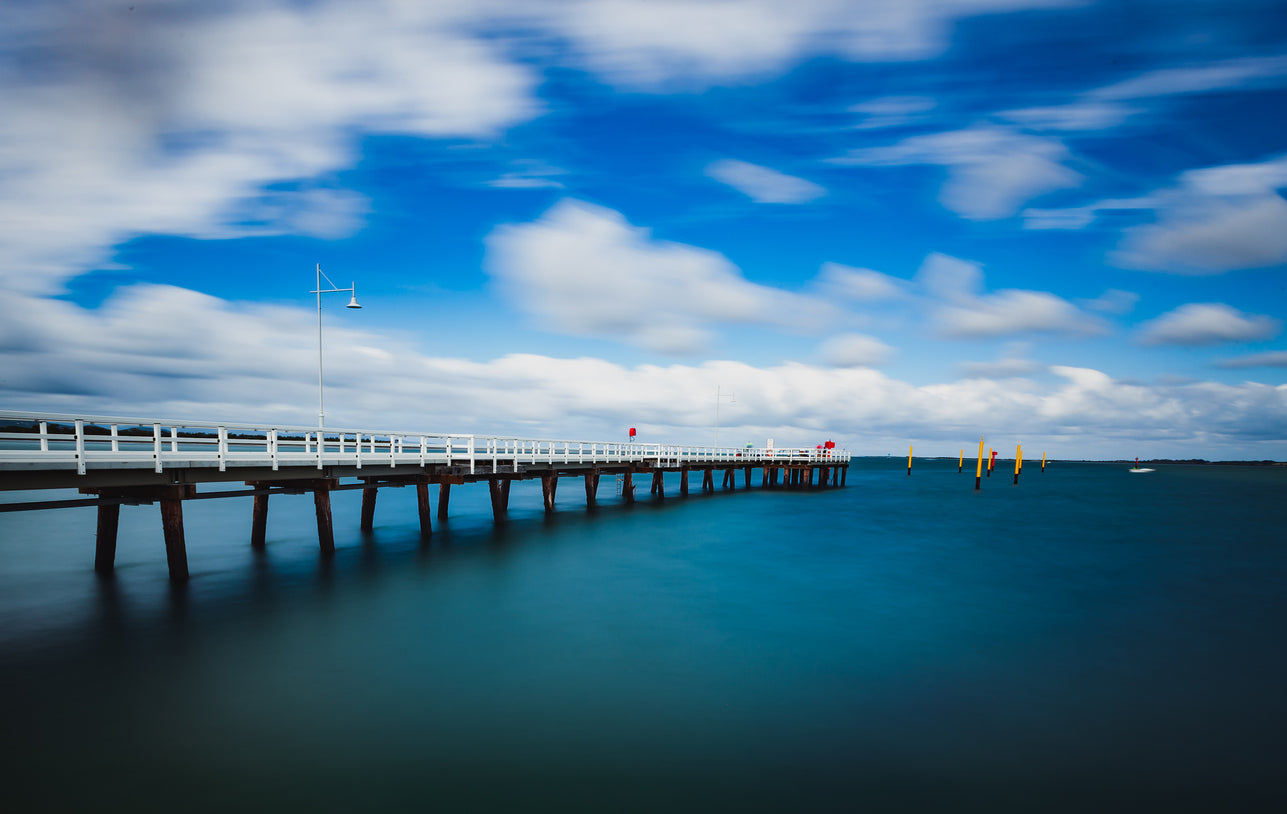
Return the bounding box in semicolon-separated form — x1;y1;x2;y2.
815;262;907;301
915;253;1108;339
1112;156;1287;273
2;285;1284;459
849;95;936;129
1079;289;1139;315
1000;102;1137;132
705;159;825;204
835;126;1082;220
536;0;1077;89
1137;303;1280;347
0;1;540;294
1088;55;1287;102
1216;351;1287;369
960;357;1044;378
818;334;893;367
485;200;830;353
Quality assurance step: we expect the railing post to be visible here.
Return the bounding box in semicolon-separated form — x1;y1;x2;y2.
153;423;162;473
75;419;85;475
469;435;476;475
217;426;228;472
269;429;279;471
355;433;363;469
316;431;324;470
39;421;48;452
420;435;427;468
110;424;119;453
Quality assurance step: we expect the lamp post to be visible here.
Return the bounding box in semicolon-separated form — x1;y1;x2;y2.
311;263;362;428
714;385;735;448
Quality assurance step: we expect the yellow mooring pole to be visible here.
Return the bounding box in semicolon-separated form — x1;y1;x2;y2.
1041;452;1046;473
974;437;985;490
907;445;913;476
958;449;964;473
1014;444;1022;485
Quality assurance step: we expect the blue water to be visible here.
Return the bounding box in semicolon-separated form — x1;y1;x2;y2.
1;460;1285;812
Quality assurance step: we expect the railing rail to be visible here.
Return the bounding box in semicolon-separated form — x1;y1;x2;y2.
0;410;849;476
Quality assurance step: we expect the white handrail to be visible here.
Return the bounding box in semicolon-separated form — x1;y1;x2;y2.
0;409;849;475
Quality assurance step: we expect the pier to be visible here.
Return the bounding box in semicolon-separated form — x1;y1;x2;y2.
0;411;849;582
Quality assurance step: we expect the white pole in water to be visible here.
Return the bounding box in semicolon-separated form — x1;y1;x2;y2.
311;263;363;428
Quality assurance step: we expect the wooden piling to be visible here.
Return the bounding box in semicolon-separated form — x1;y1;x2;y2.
251;493;269;549
585;470;599;507
680;466;690;496
840;465;847;486
820;466;829;487
622;471;635;504
360;481;377;531
652;470;664;499
94;503;120;574
541;472;558;513
416;481;432;537
161;490;189;583
743;466;752;488
313;483;335;556
702;468;714;492
488;478;507;521
722;468;733;489
438;482;452;520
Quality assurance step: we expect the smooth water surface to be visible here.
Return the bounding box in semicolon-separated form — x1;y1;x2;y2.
2;460;1285;812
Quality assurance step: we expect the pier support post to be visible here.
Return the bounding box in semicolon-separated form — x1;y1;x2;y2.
438;482;452;520
313;483;335;556
541;472;558;513
251;493;269;549
761;468;768;488
416;482;433;537
841;465;848;486
360;480;378;532
160;486;190;582
488;478;508;522
820;467;829;487
651;470;664;499
622;471;635;504
722;468;733;489
702;468;714;492
680;467;689;496
808;468;815;487
743;466;751;488
94;503;120;574
585;470;599;507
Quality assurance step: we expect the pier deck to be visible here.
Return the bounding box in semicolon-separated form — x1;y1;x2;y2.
0;411;848;581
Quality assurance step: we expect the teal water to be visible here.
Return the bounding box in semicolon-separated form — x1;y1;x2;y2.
1;460;1285;812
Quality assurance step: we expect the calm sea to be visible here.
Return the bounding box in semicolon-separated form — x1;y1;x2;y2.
1;459;1285;812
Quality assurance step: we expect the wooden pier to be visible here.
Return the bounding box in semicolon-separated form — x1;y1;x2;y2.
0;411;849;582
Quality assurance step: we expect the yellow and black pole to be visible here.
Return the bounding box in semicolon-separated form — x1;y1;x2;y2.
1041;452;1046;473
974;437;984;490
907;445;913;476
958;449;963;473
1014;444;1022;485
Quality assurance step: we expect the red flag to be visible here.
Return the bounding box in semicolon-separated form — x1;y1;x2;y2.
629;427;636;438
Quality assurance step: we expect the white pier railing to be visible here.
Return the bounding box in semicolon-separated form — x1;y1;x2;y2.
0;411;848;477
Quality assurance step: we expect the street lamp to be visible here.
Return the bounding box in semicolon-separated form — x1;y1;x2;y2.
714;385;735;448
311;263;362;428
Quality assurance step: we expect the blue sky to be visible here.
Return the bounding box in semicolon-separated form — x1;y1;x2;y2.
2;0;1286;459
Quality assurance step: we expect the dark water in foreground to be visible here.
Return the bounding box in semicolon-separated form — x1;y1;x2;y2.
1;459;1285;812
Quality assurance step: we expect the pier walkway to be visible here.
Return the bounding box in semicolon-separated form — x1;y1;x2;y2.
0;411;849;582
